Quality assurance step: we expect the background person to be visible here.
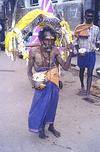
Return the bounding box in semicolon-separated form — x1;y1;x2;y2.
74;9;100;99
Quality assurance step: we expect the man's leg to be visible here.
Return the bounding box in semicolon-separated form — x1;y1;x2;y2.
39;118;49;139
39;127;48;139
79;67;85;92
39;122;48;139
48;123;61;138
86;68;94;96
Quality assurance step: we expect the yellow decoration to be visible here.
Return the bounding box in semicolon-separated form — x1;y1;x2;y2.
60;50;69;62
5;9;56;60
22;51;29;60
60;19;72;43
15;9;54;30
55;19;72;61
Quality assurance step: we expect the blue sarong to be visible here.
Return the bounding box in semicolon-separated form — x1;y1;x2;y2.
77;52;96;69
28;81;59;132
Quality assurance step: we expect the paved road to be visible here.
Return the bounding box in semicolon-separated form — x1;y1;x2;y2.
0;51;100;152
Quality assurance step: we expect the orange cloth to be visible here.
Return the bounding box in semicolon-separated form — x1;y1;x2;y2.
46;67;59;87
33;67;59;87
74;23;92;37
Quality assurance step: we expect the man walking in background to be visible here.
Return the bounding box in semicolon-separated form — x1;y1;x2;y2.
74;9;100;99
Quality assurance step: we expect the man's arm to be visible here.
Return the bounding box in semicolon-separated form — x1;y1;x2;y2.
96;27;100;51
56;50;73;71
73;35;79;52
73;26;80;52
27;50;34;87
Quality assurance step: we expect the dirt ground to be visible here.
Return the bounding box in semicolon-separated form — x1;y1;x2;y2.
0;52;100;152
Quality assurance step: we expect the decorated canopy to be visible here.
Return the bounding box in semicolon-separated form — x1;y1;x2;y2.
5;9;60;60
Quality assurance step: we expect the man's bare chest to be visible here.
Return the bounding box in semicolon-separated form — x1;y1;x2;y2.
34;51;56;67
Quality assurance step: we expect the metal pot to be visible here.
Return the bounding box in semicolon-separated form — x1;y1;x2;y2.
96;67;100;76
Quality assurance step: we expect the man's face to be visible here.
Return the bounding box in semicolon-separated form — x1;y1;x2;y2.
85;12;94;24
42;31;55;52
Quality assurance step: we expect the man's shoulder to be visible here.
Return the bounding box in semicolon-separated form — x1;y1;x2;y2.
75;23;84;29
29;46;40;56
92;24;99;29
32;46;40;52
91;25;100;33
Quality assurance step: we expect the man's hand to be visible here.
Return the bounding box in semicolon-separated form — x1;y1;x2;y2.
96;43;100;51
75;44;79;52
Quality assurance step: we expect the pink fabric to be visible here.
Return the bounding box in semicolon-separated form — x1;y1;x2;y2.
30;0;54;45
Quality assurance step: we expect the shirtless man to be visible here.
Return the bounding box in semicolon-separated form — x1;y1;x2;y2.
27;26;73;139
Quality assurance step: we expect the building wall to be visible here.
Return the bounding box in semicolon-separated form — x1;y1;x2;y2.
54;1;83;30
3;0;100;31
0;0;5;18
15;0;83;31
83;0;92;10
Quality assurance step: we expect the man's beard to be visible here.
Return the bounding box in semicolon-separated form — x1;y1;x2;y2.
42;44;52;52
86;19;93;24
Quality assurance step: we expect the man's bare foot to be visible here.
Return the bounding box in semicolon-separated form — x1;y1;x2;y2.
77;88;86;96
39;129;48;139
48;125;61;138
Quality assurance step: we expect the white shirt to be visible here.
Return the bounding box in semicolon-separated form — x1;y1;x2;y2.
76;25;100;52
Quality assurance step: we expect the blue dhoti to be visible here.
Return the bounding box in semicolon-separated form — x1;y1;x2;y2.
28;81;59;132
77;52;96;69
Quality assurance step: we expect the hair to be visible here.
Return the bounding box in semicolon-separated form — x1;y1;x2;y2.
38;26;56;41
85;9;94;16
